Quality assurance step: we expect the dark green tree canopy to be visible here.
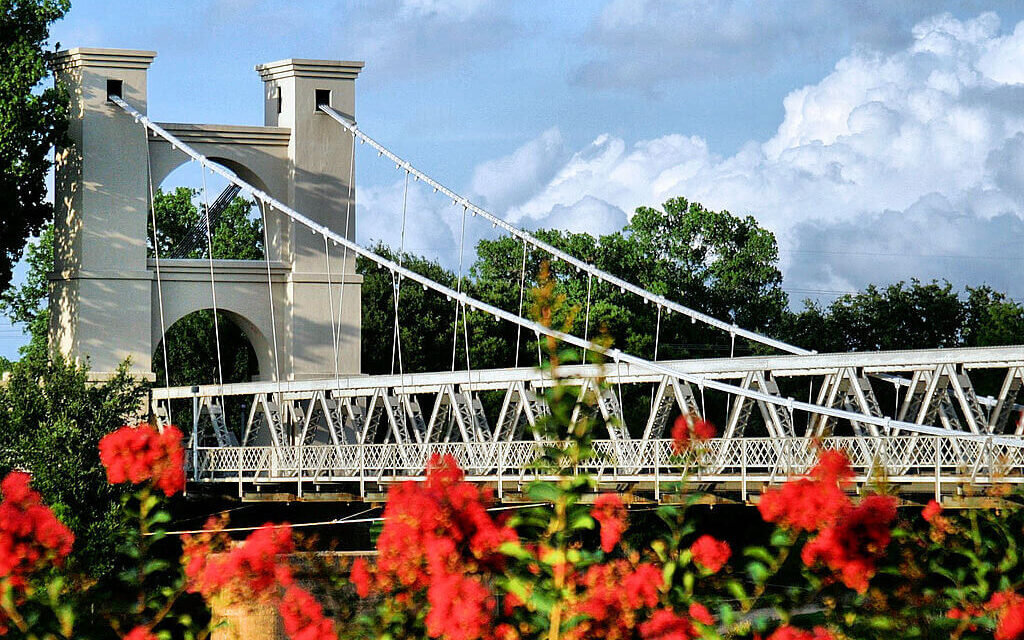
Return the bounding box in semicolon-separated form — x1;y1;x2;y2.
0;0;69;292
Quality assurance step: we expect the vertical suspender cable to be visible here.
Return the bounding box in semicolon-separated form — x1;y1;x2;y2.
514;239;528;369
200;165;227;412
391;171;409;377
333;132;357;399
324;234;340;380
259;201;283;397
143;126;173;427
582;273;593;363
451;205;469;372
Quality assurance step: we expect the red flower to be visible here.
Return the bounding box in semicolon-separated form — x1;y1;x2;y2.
350;556;372;598
921;499;942;523
758;450;853;533
183;522;294;603
987;591;1024;640
689;535;730;574
279;585;337;640
638;608;699;640
0;471;75;586
123;626;158;640
425;571;495;640
800;495;896;593
671;415;715;453
568;560;663;640
767;626;834;640
592;493;627;553
688;602;714;626
366;454;516;595
99;424;186;496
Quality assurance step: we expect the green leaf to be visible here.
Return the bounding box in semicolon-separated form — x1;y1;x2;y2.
144;558;171;575
747;561;769;583
744;546;774;564
527;482;560;502
571;514;595;530
726;580;747;602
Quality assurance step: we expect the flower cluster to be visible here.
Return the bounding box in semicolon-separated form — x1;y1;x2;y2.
591;493;627;553
566;560;663;640
182;520;295;602
759;449;896;593
0;471;75;588
353;454;516;639
182;519;337;640
689;534;731;574
987;591;1024;640
280;585;338;640
671;414;716;454
99;424;186;496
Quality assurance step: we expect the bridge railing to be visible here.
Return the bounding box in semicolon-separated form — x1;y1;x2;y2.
190;436;1024;496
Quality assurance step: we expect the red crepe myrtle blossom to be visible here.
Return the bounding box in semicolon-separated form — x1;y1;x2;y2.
592;493;627;553
688;602;714;626
425;571;495;640
99;424;186;496
182;521;294;602
280;585;338;640
123;626;158;640
758;449;853;533
361;454;515;596
671;415;716;453
801;494;897;593
638;607;700;640
921;500;942;523
689;535;731;574
567;560;662;640
0;471;75;587
349;556;372;598
987;591;1024;640
766;626;834;640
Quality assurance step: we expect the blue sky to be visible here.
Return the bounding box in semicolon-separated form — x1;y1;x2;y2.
5;0;1024;358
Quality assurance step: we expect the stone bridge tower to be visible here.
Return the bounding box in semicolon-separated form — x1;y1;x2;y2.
50;48;362;381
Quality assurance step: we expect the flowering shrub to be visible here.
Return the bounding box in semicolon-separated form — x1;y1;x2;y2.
3;361;1024;639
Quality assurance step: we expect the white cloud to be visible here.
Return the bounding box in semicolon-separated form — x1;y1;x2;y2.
470;12;1024;297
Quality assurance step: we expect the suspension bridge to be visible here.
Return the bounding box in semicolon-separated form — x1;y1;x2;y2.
50;48;1024;504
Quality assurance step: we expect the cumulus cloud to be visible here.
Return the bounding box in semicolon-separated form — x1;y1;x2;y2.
472;12;1024;298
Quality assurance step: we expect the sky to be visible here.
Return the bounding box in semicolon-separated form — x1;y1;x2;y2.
5;0;1024;358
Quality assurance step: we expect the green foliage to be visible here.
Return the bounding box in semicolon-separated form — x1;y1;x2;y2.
0;223;52;361
0;0;69;294
358;243;464;375
0;354;145;578
783;279;1024;353
148;186;264;260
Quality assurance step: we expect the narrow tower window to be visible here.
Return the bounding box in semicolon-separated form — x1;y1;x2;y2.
315;89;331;112
106;79;123;101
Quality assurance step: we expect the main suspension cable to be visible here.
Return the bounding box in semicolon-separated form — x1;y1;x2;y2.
319;105;809;357
113;96;1013;444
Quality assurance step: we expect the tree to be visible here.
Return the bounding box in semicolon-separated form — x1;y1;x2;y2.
357;244;460;376
780;279;1024;353
466;197;788;366
0;223;53;361
0;355;145;578
0;0;69;294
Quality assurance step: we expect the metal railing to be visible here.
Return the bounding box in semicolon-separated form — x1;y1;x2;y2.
191;435;1024;500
